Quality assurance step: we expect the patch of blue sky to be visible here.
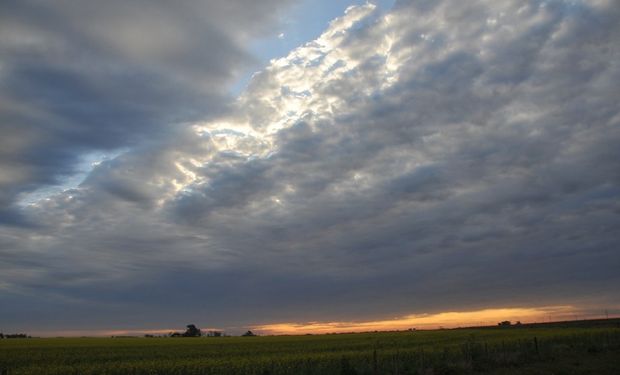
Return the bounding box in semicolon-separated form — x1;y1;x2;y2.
18;150;126;207
229;0;396;95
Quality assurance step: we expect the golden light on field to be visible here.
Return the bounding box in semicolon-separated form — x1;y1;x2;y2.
255;306;580;335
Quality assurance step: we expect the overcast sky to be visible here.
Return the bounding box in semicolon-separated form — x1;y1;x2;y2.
1;0;619;336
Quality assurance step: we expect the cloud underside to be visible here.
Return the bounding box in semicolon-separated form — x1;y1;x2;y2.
1;0;620;331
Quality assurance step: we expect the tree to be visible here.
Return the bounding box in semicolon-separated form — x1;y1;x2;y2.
242;330;256;337
183;324;202;337
5;333;28;338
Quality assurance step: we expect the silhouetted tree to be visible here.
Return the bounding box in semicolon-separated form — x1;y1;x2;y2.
498;321;512;327
242;330;257;337
183;324;202;337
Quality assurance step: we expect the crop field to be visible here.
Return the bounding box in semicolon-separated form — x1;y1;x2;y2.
1;320;619;375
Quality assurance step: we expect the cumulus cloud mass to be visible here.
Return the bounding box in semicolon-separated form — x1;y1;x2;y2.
1;0;619;334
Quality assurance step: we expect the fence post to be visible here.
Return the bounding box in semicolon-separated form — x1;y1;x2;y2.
420;347;425;370
373;348;378;375
534;337;539;357
395;349;399;375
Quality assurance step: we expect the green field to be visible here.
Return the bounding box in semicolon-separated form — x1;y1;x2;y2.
1;320;619;374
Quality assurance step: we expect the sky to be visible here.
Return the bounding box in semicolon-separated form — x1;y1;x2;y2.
0;0;619;336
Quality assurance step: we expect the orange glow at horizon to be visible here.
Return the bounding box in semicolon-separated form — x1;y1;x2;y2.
254;306;581;335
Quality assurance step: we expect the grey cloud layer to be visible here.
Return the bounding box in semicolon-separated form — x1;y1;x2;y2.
0;0;292;224
1;0;619;332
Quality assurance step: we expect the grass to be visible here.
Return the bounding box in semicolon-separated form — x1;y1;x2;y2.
1;319;619;374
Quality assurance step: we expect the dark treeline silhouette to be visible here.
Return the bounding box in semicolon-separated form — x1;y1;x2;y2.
0;333;30;339
498;321;521;327
113;325;262;338
165;324;257;338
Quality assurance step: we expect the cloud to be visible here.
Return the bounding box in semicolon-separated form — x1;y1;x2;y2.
1;0;619;332
0;0;293;215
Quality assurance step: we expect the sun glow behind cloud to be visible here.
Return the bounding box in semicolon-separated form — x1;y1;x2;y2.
31;306;603;338
172;4;388;195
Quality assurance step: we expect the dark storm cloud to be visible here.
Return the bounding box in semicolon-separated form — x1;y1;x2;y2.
1;0;620;333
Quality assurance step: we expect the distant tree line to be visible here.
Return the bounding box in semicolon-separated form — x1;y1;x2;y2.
152;325;258;338
498;321;522;327
0;333;30;339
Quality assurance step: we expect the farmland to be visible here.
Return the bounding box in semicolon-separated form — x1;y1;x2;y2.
1;319;619;375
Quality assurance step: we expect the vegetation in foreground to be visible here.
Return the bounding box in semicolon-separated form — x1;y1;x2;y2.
1;319;619;375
